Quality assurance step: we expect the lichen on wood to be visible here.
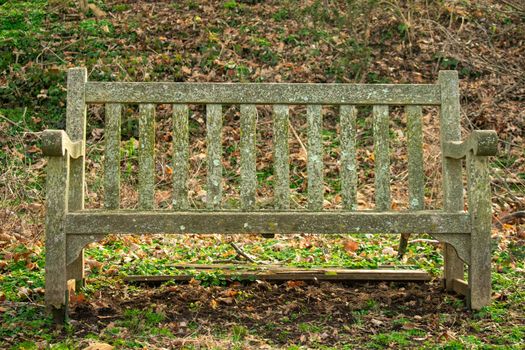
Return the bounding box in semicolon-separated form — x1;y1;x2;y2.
340;105;357;210
240;104;257;210
273;105;290;209
138;104;156;210
85;82;441;105
104;103;122;210
172;104;189;210
439;70;464;291
373;105;390;211
307;105;323;211
206;104;223;209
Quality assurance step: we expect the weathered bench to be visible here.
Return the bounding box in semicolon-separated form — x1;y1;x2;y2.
42;68;497;322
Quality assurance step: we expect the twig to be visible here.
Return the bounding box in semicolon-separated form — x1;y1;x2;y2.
0;113;20;127
288;120;307;157
230;242;267;264
495;211;525;229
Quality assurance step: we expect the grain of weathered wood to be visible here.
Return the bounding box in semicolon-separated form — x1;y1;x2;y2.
45;155;69;323
172;104;189;210
138;104;156;210
65;68;87;289
398;106;424;256
439;71;464;291
340;105;358;210
273;105;290;209
407;106;424;210
104;103;121;210
307;105;323;210
373;105;391;211
467;152;492;309
240;104;257;210
443;130;498;159
85;82;441;105
451;278;469;296
206;104;223;209
66;211;471;235
41;130;83;159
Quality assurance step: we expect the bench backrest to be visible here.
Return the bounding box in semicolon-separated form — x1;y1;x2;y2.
65;68;462;215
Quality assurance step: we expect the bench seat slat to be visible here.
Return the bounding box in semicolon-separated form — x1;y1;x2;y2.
104;103;122;209
240;104;257;210
340;105;358;210
172;104;189;210
206;104;223;209
138;104;156;210
273;105;290;209
84;82;441;105
307;105;323;210
373;105;391;211
65;211;471;235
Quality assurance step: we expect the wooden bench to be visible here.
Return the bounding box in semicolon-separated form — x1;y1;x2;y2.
42;68;497;322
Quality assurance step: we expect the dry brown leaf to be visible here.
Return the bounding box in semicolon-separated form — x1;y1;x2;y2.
343;239;359;253
83;343;114;350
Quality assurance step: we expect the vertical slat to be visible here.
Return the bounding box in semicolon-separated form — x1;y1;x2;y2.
206;104;222;209
307;105;323;210
240;104;257;210
398;105;424;257
104;103;121;209
172;104;189;210
273;105;290;209
138;104;155;210
439;70;464;290
407;105;424;210
340;105;358;210
373;105;391;211
65;68;86;287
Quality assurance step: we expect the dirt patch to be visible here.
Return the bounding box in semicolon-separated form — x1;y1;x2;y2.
71;279;468;347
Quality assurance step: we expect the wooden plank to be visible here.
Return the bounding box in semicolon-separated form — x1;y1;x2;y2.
104;103;121;210
466;152;492;310
206;104;222;209
373;105;391;211
65;67;87;289
340;105;358;210
398;106;423;257
439;71;464;291
273;105;290;209
451;278;469;296
85;82;442;105
240;104;257;210
138;104;156;210
443;130;498;159
45;155;69;323
172;104;189;210
307;105;323;210
407;106;424;211
66;211;471;235
123;268;431;283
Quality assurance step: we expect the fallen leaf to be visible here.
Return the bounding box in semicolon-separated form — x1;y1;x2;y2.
343;239;359;253
83;343;114;350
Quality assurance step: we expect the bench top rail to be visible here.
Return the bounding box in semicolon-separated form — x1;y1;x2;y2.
84;82;441;105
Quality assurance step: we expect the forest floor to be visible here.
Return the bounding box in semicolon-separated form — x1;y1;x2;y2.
1;0;524;349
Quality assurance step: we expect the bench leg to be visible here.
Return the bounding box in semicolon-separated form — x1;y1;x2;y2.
67;251;85;289
466;153;492;310
45;156;70;324
444;243;463;291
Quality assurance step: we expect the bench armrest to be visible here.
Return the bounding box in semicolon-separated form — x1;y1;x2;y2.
443;130;498;159
41;130;84;159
